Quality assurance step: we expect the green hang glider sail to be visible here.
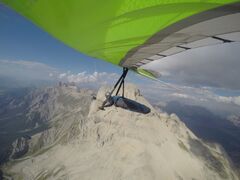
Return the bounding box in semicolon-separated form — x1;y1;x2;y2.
2;0;240;78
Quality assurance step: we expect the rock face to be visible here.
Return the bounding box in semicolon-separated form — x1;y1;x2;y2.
9;136;31;160
0;86;93;165
2;84;239;180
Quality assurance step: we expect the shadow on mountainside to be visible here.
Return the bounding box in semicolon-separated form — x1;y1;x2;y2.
162;101;240;169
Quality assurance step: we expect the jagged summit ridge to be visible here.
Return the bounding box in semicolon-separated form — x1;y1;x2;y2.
2;84;239;180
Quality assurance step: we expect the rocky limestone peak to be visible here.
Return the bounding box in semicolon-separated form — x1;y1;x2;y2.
2;84;239;180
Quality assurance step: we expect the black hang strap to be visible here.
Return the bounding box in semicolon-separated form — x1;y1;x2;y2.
177;45;191;50
212;36;233;43
109;67;128;97
115;68;128;97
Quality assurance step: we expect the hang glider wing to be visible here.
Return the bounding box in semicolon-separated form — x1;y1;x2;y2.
2;0;240;78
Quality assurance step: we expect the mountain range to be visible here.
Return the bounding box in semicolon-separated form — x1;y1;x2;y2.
0;84;239;179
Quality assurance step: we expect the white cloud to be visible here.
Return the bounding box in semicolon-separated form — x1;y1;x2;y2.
0;59;58;81
59;73;67;79
213;95;240;106
169;86;240;107
143;43;240;90
140;80;240;118
58;71;118;85
234;96;240;106
171;93;192;99
0;59;120;88
0;60;56;70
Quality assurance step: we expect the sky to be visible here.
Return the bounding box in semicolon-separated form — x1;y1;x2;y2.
0;3;240;117
0;4;124;74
